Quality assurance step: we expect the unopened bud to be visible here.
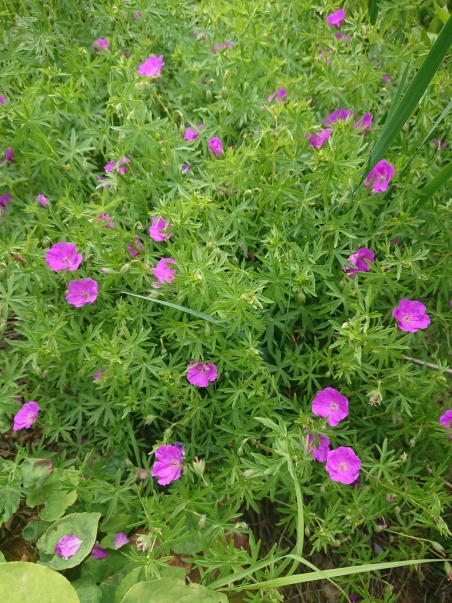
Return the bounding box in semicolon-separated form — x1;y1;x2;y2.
137;469;148;480
304;526;310;537
198;514;206;529
192;456;205;477
237;446;243;456
206;89;213;102
221;86;228;99
204;323;211;337
444;560;452;580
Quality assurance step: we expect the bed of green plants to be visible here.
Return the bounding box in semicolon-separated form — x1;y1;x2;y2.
1;1;452;601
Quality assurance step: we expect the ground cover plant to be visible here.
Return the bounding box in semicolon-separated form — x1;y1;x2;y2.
1;0;452;601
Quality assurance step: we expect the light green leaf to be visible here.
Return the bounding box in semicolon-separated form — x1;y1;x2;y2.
72;578;102;603
0;561;80;602
417;161;452;203
21;458;53;488
22;519;52;545
120;578;229;603
101;514;134;534
434;1;450;25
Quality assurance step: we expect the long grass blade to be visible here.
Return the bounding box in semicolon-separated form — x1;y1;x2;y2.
417;161;452;203
369;0;381;25
384;60;411;126
367;16;452;174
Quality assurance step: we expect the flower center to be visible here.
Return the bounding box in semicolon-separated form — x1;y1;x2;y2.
403;314;411;323
170;460;180;469
81;291;89;299
338;462;348;472
63;256;71;265
330;403;339;411
377;175;386;182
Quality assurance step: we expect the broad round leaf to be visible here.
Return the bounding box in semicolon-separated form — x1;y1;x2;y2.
120;577;229;603
0;562;80;603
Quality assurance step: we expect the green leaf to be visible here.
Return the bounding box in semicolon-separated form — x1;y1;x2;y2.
72;578;102;603
21;458;53;488
22;519;52;545
417;161;452;203
119;578;229;603
367;15;452;173
369;0;380;25
25;468;78;522
37;512;101;570
434;1;450;25
81;550;134;584
0;561;80;602
114;567;147;603
0;551;6;563
101;514;133;534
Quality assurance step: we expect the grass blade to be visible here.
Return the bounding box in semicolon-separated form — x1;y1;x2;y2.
367;15;452;174
369;0;380;25
417;161;452;203
384;60;411;126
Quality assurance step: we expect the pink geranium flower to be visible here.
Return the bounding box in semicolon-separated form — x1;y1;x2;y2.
92;542;109;559
45;242;83;272
97;213;115;228
149;216;172;241
104;156;130;174
151;444;184;485
326;8;346;27
392;299;430;332
55;535;83;560
308;129;331;149
184;124;203;141
94;38;109;52
114;532;129;549
312;387;348;426
439;410;452;439
128;236;144;257
303;430;331;462
66;278;99;307
134;12;142;18
268;88;287;102
354;113;373;134
212;41;233;53
0;95;5;104
326;446;361;484
13;401;39;431
187;361;218;387
324;109;354;127
364;159;395;193
208;137;223;156
36;194;49;207
5;148;13;163
345;247;375;278
0;192;11;208
138;55;164;76
93;368;105;380
152;258;176;287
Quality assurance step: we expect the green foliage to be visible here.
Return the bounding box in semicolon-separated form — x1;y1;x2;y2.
120;578;229;603
0;562;80;603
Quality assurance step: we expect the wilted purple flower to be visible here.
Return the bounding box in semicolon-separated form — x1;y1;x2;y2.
134;12;142;18
376;518;388;532
94;38;109;52
13;401;39;431
303;430;331;462
98;175;111;189
151;444;183;485
45;242;83;272
182;164;191;174
439;410;452;439
382;74;390;82
335;33;351;40
268;88;287;102
149;216;172;242
5;148;13;163
326;8;346;27
187;361;218;387
66;278;99;307
364;159;395;193
326;446;361;484
433;138;447;150
392;299;430;333
354;113;373;134
208;137;223;156
0;192;11;208
308;129;331;149
55;535;83;560
212;41;233;53
324;109;354;127
92;542;109;559
152;258;177;287
104;156;130;175
184;124;203;141
312;387;348;427
93;368;105;380
138;55;164;76
97;213;115;228
0;95;5;105
114;532;129;549
349;595;359;603
128;236;144;257
36;194;49;207
345;247;375;278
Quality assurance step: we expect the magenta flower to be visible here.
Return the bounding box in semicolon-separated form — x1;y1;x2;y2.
303;430;331;462
268;88;287;102
5;148;13;163
36;194;49;207
98;176;111;189
66;278;99;308
151;444;184;485
182;164;191;174
152;258;177;287
149;216;172;242
92;542;109;559
104;156;130;174
312;387;348;427
364;159;395;193
392;299;430;333
0;95;5;105
212;41;233;53
45;243;83;272
55;535;82;560
345;247;375;278
382;74;390;82
114;532;129;549
94;38;109;52
13;401;39;431
134;12;142;18
354;113;373;134
138;55;164;76
0;192;11;208
326;446;361;484
308;129;331;149
433;138;447;150
97;213;115;228
187;361;218;387
184;124;203;141
128;236;144;257
335;33;351;41
324;109;354;127
93;368;105;380
326;8;346;27
208;137;223;156
439;410;452;439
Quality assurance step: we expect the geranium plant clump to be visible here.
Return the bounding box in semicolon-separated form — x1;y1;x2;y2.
1;1;452;602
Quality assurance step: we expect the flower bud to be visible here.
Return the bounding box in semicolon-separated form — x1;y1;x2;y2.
206;89;213;102
198;514;206;529
221;86;228;99
137;469;148;480
237;446;243;456
192;457;206;477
